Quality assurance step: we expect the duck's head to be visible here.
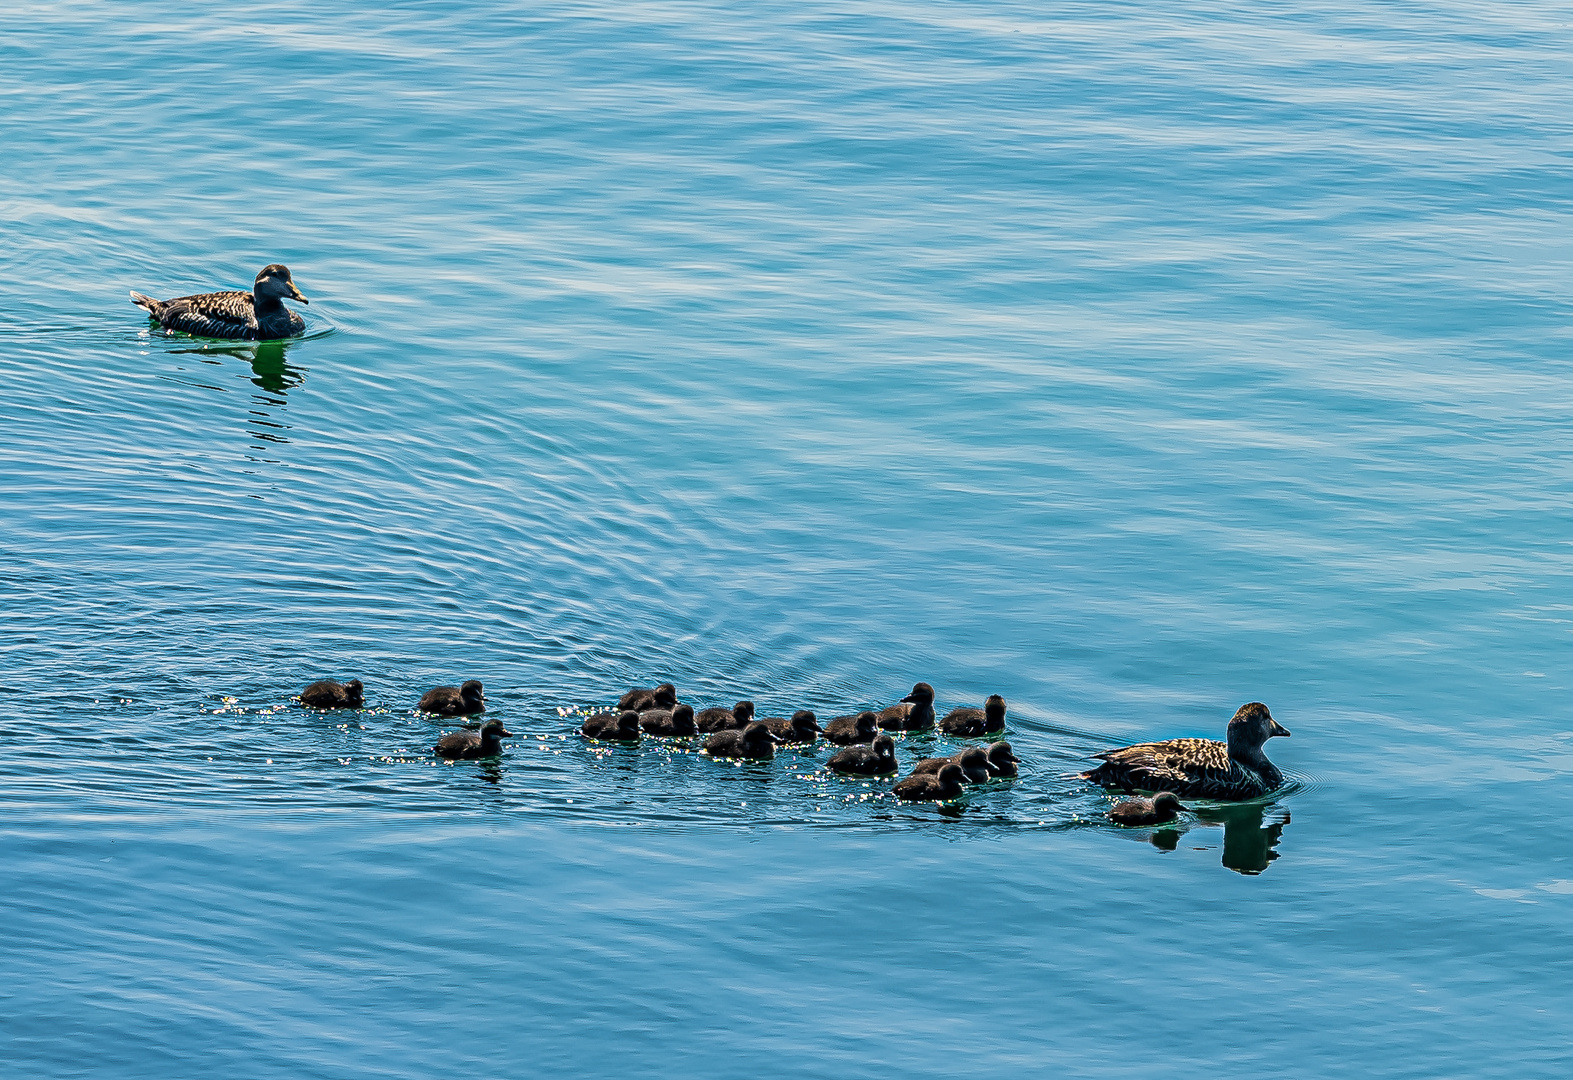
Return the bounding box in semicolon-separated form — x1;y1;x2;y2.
984;694;1007;723
872;734;897;762
987;741;1019;770
479;719;515;743
670;703;696;734
956;747;991;781
1151;791;1188;814
732;700;755;722
901;682;935;705
343;679;364;708
856;711;880;738
254;264;308;304
460;680;486;709
1227;702;1289;753
791;710;820;737
936;763;965;789
652;683;678;708
617;710;642;738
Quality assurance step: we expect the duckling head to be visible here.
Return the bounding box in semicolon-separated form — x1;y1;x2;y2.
1151;791;1188;814
343;679;364;708
791;710;820;738
460;680;486;710
900;682;935;705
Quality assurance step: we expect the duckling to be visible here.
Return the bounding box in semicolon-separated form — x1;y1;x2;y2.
703;721;779;760
696;700;755;734
640;703;696;737
298;678;363;709
761;710;820;744
581;709;642;741
877;682;936;732
938;694;1006;737
418;680;485;716
985;741;1020;778
1080;702;1290;800
435;719;514;759
823;710;880;746
826;734;898;776
619;682;677;713
1108;791;1188;826
130;264;308;340
893;762;965;802
911;746;993;784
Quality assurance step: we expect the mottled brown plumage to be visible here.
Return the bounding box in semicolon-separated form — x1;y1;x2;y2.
130;264;308;341
1081;702;1290;800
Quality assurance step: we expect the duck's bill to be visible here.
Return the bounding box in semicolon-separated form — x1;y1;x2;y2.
289;283;309;303
1271;721;1291;737
499;728;515;738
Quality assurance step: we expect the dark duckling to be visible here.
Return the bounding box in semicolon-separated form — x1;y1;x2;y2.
893;762;966;802
581;709;642;741
1080;702;1290;800
912;746;993;784
985;741;1020;778
130;264;308;341
435;718;514;760
823;710;880;746
938;694;1006;737
418;680;486;716
696;700;755;734
703;721;779;760
619;682;677;713
762;710;820;744
1109;791;1188;826
826;734;898;776
640;703;696;737
298;678;363;709
877;682;936;732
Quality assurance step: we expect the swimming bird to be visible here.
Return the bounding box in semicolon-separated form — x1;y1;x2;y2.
418;680;486;716
826;734;898;776
696;700;755;734
703;721;779;759
1080;702;1290;800
619;682;677;713
893;762;965;802
823;710;880;746
130;264;308;341
878;682;936;731
1108;791;1188;826
298;678;363;709
939;694;1006;737
912;746;993;784
435;718;514;759
985;741;1020;778
640;703;696;737
581;709;642;741
761;710;820;744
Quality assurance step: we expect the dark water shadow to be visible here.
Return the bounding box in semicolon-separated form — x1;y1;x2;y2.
169;340;305;458
1186;801;1291;875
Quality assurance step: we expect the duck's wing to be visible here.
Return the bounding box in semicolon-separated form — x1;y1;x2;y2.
1085;738;1233;790
140;290;259;340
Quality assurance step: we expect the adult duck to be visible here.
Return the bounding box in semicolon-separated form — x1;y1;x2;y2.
1080;702;1290;800
131;264;308;340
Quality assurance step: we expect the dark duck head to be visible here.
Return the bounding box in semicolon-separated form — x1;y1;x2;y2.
986;741;1020;778
1226;702;1290;784
248;265;309;340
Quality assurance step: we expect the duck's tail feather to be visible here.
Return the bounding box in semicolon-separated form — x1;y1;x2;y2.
129;290;160;314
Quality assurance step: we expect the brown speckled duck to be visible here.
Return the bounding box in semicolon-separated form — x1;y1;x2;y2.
131;264;308;340
1081;702;1290;800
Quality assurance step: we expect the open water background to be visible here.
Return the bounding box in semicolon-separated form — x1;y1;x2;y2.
4;1;1572;1076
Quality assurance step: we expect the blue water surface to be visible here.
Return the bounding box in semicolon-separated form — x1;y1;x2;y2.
3;1;1572;1076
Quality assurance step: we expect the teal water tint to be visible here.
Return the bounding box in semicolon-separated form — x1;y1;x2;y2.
4;1;1573;1075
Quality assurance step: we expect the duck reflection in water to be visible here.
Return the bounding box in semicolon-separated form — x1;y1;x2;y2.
172;340;304;453
1126;800;1290;874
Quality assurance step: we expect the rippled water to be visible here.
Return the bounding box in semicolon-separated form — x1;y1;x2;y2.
4;2;1573;1076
